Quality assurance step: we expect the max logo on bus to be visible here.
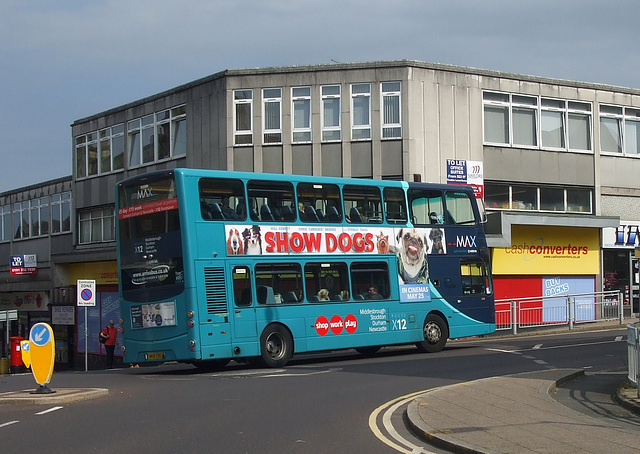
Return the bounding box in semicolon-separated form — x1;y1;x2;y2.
134;185;153;200
456;235;477;248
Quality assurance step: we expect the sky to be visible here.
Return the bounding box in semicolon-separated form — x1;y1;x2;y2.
1;0;639;193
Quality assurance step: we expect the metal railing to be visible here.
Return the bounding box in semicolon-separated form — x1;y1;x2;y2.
495;291;623;334
628;322;639;388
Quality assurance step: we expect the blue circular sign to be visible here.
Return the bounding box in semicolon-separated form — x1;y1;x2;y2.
30;324;51;347
81;288;92;301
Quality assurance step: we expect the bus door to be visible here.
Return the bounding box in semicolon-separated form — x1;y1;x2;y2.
194;261;233;353
230;264;258;339
458;258;493;323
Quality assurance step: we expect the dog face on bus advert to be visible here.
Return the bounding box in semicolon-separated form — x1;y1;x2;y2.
396;228;428;284
243;225;262;255
226;228;243;255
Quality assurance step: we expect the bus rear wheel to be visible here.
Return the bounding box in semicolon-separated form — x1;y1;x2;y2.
260;325;293;368
416;314;448;353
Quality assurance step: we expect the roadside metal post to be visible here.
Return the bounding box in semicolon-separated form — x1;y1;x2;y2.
568;296;574;330
511;300;517;335
619;290;624;325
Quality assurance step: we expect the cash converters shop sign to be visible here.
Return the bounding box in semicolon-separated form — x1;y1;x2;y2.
493;226;599;275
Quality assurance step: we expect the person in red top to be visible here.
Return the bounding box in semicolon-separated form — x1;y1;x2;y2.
100;320;118;369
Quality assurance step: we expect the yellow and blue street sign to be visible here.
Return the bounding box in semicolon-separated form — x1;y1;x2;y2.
20;340;31;369
29;323;55;386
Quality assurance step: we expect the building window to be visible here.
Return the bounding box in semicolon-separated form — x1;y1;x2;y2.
75;133;98;178
124;105;186;169
78;206;115;244
625;108;640;156
351;83;371;141
0;205;10;242
292;86;311;143
127;114;155;166
155;106;187;160
99;124;125;173
13;201;30;239
263;88;282;144
568;102;592;151
483;91;593;153
541;98;565;149
51;192;71;234
483;92;510;145
381;81;401;139
234;89;253;146
485;182;592;214
30;197;49;237
321;85;341;142
512;95;538;147
600;105;623;154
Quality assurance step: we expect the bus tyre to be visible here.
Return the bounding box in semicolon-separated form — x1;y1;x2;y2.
260;325;293;368
416;314;448;353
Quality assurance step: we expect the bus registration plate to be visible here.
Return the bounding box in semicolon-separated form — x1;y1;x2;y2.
145;352;165;360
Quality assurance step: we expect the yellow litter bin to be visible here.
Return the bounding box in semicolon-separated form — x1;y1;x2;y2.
0;357;8;375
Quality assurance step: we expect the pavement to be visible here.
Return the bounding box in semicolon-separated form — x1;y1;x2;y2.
406;319;640;454
0;386;108;405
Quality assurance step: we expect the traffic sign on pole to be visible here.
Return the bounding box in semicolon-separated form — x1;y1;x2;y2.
77;280;96;306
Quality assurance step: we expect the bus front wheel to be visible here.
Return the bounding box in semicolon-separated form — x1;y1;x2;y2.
260;325;293;368
416;314;448;353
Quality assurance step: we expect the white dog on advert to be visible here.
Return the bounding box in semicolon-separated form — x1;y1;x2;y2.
396;228;429;284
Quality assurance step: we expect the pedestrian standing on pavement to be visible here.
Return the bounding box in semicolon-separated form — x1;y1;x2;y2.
100;320;118;369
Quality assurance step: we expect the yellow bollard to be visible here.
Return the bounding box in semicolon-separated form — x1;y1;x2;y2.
0;357;8;375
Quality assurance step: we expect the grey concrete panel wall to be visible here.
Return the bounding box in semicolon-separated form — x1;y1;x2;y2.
381;141;403;178
233;147;255;172
351;141;372;178
263;147;283;174
600;156;640;195
321;143;342;177
292;145;312;175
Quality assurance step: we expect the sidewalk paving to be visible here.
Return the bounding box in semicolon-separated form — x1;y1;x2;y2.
406;368;640;454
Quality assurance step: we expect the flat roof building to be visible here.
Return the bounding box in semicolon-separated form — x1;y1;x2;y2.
3;59;639;369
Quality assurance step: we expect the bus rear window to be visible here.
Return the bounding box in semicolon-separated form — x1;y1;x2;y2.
118;175;184;301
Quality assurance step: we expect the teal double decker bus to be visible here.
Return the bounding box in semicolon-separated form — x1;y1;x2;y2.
116;168;494;368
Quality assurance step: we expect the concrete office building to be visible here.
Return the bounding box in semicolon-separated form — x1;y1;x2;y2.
2;60;639;368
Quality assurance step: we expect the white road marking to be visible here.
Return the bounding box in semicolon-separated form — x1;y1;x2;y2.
35;406;63;415
0;421;19;428
370;390;437;454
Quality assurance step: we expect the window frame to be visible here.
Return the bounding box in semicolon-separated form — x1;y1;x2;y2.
321;84;341;142
381;81;402;139
291;86;312;143
484;181;593;214
482;91;594;153
262;88;282;145
234;89;253;146
351;83;371;141
78;205;115;244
